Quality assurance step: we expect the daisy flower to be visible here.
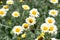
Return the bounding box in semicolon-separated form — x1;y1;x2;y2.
49;10;58;17
29;8;39;17
45;17;55;24
49;24;57;33
40;23;49;32
50;0;58;4
12;26;23;35
51;38;57;40
22;23;29;30
22;5;30;10
26;17;36;25
0;9;7;17
6;0;14;5
12;11;20;17
2;5;9;11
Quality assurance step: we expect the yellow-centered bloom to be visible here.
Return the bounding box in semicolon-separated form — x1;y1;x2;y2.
26;17;36;25
40;23;49;32
45;17;55;24
22;23;29;30
12;11;20;17
50;0;58;4
2;5;9;11
0;9;7;17
6;0;14;5
29;8;39;17
22;5;30;10
49;24;57;33
49;10;58;17
12;26;23;35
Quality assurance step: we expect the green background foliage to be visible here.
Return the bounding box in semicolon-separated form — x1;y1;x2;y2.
0;0;60;40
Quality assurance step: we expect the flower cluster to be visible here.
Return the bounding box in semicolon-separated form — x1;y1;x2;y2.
0;0;59;40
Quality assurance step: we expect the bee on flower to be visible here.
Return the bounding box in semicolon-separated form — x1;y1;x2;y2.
26;17;36;25
6;0;14;5
50;0;58;4
45;17;55;24
22;23;29;30
2;5;9;11
29;8;39;17
49;10;58;17
0;9;7;17
12;11;20;17
40;23;49;32
12;26;23;35
49;24;57;33
22;5;30;10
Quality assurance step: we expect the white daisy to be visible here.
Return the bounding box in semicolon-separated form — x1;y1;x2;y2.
45;17;55;24
40;23;49;32
12;26;23;35
49;24;57;33
49;10;58;17
26;17;36;25
12;11;20;17
22;5;30;10
51;38;57;40
6;0;14;5
22;23;29;30
50;0;58;4
0;9;7;17
2;5;9;11
29;8;39;17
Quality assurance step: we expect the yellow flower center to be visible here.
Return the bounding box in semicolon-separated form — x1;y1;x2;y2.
15;28;20;32
49;26;54;31
3;5;9;9
52;0;56;2
43;26;48;30
32;11;36;15
48;19;53;23
0;11;4;15
14;13;19;17
51;11;56;15
28;18;33;23
24;23;29;28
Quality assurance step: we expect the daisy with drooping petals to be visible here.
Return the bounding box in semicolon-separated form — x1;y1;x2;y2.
50;0;58;4
26;17;36;25
12;26;23;35
2;5;9;11
45;17;55;24
12;11;20;17
49;10;58;17
0;9;7;17
6;0;14;5
22;5;30;10
49;24;57;33
22;23;29;30
29;8;39;17
40;23;49;32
